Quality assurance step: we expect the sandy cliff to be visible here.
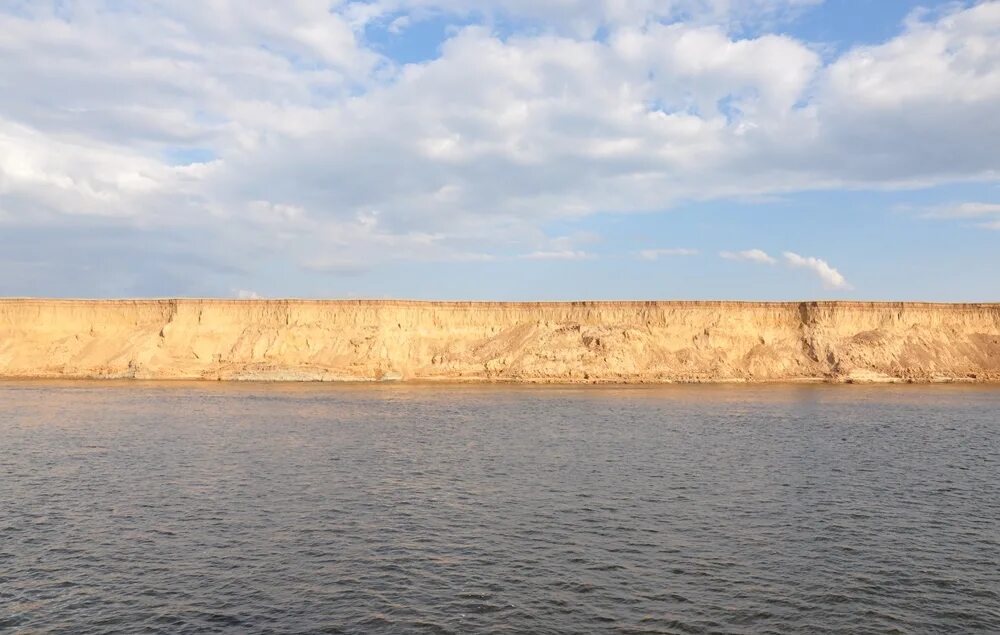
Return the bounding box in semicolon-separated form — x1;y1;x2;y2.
1;299;999;383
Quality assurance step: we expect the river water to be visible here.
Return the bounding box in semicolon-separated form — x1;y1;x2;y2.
2;381;999;633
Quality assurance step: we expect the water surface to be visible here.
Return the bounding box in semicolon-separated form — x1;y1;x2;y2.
2;381;999;633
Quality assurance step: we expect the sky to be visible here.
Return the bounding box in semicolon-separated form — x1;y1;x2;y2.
0;0;998;300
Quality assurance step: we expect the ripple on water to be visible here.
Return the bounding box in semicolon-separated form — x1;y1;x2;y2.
2;381;999;633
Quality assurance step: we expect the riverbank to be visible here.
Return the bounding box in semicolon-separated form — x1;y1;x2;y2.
1;299;998;383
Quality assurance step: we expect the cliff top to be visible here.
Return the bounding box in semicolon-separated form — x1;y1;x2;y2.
2;298;998;309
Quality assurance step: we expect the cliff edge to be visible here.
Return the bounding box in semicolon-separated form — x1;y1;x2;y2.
1;299;999;383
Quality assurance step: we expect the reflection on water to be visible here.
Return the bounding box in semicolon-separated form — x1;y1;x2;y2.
2;381;999;633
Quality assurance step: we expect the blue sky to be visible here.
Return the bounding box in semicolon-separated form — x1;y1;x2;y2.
0;0;997;300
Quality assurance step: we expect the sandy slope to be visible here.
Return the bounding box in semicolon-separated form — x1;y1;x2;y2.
1;299;998;383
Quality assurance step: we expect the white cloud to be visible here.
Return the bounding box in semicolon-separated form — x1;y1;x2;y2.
0;1;997;293
0;119;208;223
637;248;699;260
720;249;776;264
921;201;1000;230
783;251;850;289
518;250;592;260
721;248;851;290
814;2;1000;183
921;202;1000;219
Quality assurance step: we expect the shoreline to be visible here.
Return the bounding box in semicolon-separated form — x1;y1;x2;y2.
0;373;996;385
1;376;997;387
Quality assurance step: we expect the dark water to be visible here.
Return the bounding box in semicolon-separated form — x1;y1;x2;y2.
2;382;999;634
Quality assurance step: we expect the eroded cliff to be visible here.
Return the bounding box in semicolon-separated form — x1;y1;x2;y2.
1;299;998;383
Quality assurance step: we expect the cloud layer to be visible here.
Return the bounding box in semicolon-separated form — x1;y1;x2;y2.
1;1;998;294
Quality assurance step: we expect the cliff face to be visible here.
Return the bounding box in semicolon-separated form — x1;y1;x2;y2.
1;299;999;383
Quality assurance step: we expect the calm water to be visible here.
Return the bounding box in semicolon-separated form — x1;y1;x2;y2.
2;382;999;634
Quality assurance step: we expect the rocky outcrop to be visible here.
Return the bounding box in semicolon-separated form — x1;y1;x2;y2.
0;299;998;383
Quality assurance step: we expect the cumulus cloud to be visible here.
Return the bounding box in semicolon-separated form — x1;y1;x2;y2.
783;252;850;289
720;249;776;264
0;1;998;293
637;248;699;260
815;2;1000;183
